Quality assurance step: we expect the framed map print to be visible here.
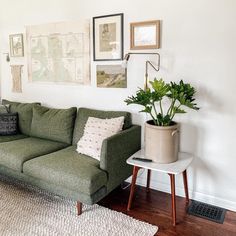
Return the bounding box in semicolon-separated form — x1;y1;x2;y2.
9;34;24;57
93;13;124;61
26;21;90;84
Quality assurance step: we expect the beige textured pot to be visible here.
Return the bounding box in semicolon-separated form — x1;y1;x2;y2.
145;121;180;163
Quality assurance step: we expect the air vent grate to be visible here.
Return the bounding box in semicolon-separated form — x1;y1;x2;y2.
188;200;226;224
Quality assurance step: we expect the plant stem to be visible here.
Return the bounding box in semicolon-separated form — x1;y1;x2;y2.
150;112;158;125
169;98;176;118
152;102;159;122
160;100;164;117
170;104;181;120
167;98;174;116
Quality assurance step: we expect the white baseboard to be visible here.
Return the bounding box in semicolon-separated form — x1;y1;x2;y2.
127;175;236;212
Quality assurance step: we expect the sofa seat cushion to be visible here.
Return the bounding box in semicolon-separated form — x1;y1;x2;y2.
23;146;108;195
0;134;27;143
0;137;68;172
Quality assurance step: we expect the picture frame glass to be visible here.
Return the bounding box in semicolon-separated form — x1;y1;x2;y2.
134;25;156;46
130;20;160;49
94;14;123;60
96;64;127;88
10;34;24;57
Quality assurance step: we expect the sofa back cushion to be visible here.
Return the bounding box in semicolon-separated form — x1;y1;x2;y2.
0;105;9;113
30;105;77;144
2;99;40;135
72;107;132;145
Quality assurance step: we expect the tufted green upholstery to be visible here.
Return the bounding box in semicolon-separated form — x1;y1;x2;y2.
2;100;40;135
0;137;68;172
23;146;108;195
72;107;132;145
30;105;77;144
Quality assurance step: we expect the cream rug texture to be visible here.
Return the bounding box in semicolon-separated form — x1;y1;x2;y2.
0;175;158;236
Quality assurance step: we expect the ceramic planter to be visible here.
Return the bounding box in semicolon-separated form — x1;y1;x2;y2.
145;121;180;163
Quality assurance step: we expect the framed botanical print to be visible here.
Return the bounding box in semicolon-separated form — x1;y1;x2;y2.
9;34;24;57
130;20;160;50
93;13;124;61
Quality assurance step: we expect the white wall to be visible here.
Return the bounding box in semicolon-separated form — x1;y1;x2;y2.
1;0;236;211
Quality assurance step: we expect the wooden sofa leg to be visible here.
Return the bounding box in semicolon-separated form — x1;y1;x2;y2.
77;201;82;215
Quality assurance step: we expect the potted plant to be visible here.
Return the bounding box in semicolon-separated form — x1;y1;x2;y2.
125;78;199;163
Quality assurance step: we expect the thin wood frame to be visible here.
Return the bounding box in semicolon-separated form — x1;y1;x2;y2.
9;33;24;57
130;20;160;50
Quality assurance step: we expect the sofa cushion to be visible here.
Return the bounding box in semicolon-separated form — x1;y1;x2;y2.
30;105;77;145
23;146;108;195
0;137;68;172
0;104;9;113
2;99;40;135
72;108;132;145
77;116;124;160
0;134;27;143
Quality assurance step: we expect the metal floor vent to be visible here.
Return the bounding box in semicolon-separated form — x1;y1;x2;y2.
188;200;226;224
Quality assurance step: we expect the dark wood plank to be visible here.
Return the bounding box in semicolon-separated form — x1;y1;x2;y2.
99;184;236;236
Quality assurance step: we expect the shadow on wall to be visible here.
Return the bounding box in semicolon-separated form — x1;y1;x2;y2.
180;122;219;200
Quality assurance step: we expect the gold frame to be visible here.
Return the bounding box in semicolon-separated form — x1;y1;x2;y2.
130;20;160;50
9;33;24;57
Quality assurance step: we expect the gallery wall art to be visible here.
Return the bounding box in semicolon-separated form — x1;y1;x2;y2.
96;65;126;88
26;21;90;84
11;65;23;93
93;13;124;61
9;34;24;57
130;20;160;50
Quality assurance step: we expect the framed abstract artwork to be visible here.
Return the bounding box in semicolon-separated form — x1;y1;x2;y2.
93;13;124;61
130;20;160;50
9;34;24;57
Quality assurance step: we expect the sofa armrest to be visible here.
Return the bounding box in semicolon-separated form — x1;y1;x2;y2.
100;125;141;192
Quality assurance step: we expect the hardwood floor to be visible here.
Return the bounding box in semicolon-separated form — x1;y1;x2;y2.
99;185;236;236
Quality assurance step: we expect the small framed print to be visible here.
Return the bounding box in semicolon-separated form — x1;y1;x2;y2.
9;34;24;57
93;13;124;61
96;64;127;88
130;20;160;50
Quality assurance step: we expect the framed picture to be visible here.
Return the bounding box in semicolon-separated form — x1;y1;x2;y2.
9;34;24;57
130;20;160;50
96;65;127;88
93;13;124;61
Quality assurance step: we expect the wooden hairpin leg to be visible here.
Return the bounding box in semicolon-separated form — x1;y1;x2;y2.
146;169;151;192
77;201;82;215
182;170;189;203
127;166;140;211
169;173;176;226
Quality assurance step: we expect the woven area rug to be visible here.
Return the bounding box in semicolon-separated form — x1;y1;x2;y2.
0;175;158;236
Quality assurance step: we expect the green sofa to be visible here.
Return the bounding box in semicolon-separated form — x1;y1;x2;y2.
0;100;141;214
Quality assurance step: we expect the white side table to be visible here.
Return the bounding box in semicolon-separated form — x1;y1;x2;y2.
126;149;193;226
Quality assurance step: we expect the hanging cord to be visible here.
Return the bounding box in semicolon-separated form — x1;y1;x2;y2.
121;168;145;190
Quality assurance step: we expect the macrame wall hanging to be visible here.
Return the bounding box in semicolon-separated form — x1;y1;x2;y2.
10;65;23;93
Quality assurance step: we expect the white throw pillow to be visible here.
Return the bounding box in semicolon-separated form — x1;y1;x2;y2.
76;116;125;160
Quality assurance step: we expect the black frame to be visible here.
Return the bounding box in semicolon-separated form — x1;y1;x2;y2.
93;13;124;61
